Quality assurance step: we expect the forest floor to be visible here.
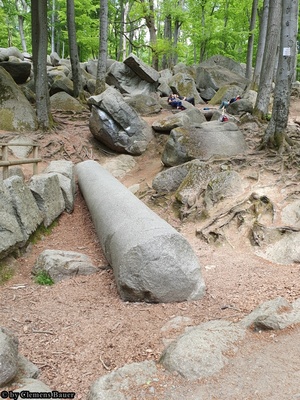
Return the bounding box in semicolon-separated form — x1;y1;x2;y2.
1;98;300;399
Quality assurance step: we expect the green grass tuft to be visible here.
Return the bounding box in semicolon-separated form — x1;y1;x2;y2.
29;221;58;245
34;270;54;286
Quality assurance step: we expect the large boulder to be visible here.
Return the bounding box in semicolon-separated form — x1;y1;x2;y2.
0;180;28;259
226;98;254;115
124;93;162;115
50;92;86;112
160;319;245;380
195;56;249;100
200;55;246;76
0;66;37;132
161;121;248;167
43;160;76;213
124;53;160;83
88;361;157;400
49;74;74;96
0;46;24;62
0;61;31;84
106;61;158;95
168;72;203;104
88;87;153;155
29;173;65;227
4;176;44;241
210;84;243;106
32;250;98;283
152;160;211;194
152;107;207;132
0;327;19;386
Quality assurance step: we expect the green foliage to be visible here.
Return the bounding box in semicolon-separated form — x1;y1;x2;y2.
34;270;54;286
29;221;58;246
0;0;272;68
296;54;300;81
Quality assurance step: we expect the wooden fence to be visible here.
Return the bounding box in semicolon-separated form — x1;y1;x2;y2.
0;142;41;180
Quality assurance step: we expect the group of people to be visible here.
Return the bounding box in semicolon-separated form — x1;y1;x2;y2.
167;94;195;110
167;92;241;114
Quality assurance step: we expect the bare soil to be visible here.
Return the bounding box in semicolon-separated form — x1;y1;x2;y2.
1;99;300;398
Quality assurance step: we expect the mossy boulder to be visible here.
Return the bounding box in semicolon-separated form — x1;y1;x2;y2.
0;66;37;132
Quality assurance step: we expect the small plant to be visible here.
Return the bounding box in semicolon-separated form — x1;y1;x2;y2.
265;113;271;121
34;270;54;286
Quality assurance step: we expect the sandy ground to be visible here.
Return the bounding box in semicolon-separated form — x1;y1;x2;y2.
1;99;300;398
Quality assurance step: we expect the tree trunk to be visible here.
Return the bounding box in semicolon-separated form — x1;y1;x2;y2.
162;14;171;69
15;0;28;52
141;0;158;70
51;0;56;53
31;0;51;131
253;0;281;119
252;0;269;88
95;0;108;95
66;0;83;99
245;0;259;80
261;0;299;151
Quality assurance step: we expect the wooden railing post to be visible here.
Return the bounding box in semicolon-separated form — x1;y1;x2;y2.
2;145;9;180
0;143;41;180
33;145;39;175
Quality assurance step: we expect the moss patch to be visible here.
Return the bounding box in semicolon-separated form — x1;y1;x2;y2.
0;262;14;285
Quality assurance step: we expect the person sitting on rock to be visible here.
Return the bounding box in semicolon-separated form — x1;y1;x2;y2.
219;95;241;109
168;94;195;110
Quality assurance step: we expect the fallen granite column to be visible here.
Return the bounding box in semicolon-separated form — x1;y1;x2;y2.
76;160;205;303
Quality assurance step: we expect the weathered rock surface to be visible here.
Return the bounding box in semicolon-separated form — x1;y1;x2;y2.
106;60;158;95
0;61;31;84
32;249;98;283
0;66;37;132
152;107;207;132
240;297;300;331
43;160;76;213
159;320;245;380
0;327;19;386
4;175;43;240
168;72;203;104
88;87;153;155
87;361;157;400
50;92;86;112
29;173;65;227
161;121;248;167
124;93;161;115
102;154;137;179
124;53;160;83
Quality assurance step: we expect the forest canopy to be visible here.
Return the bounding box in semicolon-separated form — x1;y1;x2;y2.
2;0;296;70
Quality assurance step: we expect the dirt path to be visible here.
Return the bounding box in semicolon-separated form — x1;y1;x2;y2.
1;99;300;398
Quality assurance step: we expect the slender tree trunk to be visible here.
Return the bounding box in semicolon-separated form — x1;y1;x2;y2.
141;0;158;70
122;1;130;61
173;18;181;66
261;0;299;151
66;0;83;99
51;0;56;53
31;0;51;131
15;0;28;52
253;0;282;119
199;1;207;63
252;0;269;88
245;0;259;80
95;0;108;95
162;14;171;69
